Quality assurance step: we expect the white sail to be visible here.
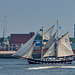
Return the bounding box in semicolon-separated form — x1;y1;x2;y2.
57;32;74;57
22;42;37;58
43;25;54;40
13;34;36;57
44;33;56;48
43;42;55;57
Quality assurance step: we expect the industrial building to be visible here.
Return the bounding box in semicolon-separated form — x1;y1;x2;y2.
11;32;35;44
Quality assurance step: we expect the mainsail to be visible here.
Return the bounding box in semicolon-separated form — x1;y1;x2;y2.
57;32;74;57
43;42;55;57
43;25;54;40
13;33;36;57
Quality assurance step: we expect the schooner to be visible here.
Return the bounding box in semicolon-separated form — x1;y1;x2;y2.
13;20;74;64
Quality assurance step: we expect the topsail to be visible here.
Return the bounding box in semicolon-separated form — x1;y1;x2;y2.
44;32;56;48
43;25;54;40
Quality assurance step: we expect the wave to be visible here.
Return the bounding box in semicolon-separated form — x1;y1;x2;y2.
0;67;4;69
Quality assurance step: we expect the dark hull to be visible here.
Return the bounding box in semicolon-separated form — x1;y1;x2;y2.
27;58;73;64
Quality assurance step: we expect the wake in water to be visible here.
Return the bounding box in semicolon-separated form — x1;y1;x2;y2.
25;66;75;70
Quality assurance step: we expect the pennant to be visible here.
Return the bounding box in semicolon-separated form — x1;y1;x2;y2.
58;25;61;29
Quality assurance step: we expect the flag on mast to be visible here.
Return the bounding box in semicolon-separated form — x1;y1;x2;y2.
58;25;61;29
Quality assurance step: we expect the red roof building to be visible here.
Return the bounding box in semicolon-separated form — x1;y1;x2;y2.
11;32;35;44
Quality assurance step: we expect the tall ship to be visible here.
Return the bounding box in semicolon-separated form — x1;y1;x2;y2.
13;20;74;64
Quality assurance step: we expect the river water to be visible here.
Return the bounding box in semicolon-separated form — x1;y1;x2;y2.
0;59;75;75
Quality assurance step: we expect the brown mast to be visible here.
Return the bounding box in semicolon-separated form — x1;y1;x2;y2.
57;20;59;40
41;26;44;60
56;20;59;58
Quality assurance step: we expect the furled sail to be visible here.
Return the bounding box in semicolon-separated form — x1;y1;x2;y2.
57;32;74;57
44;33;56;48
43;25;54;40
13;33;36;57
43;42;55;57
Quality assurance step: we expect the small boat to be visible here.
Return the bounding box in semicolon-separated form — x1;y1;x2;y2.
13;20;74;64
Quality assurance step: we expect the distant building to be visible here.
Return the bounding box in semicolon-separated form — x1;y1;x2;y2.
2;39;9;45
10;32;35;44
69;37;75;43
71;43;75;54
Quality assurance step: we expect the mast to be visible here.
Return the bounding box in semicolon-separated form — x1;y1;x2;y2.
56;20;59;58
57;20;59;40
41;26;44;60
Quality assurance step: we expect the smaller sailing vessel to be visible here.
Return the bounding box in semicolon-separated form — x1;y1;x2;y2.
13;20;74;64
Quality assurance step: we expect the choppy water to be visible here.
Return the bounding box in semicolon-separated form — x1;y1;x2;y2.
0;59;75;75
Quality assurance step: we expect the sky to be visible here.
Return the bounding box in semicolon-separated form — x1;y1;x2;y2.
0;0;75;37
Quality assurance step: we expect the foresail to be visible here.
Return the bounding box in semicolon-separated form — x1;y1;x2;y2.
13;33;36;57
43;42;55;57
22;42;37;58
57;32;74;57
44;32;56;48
43;25;54;40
